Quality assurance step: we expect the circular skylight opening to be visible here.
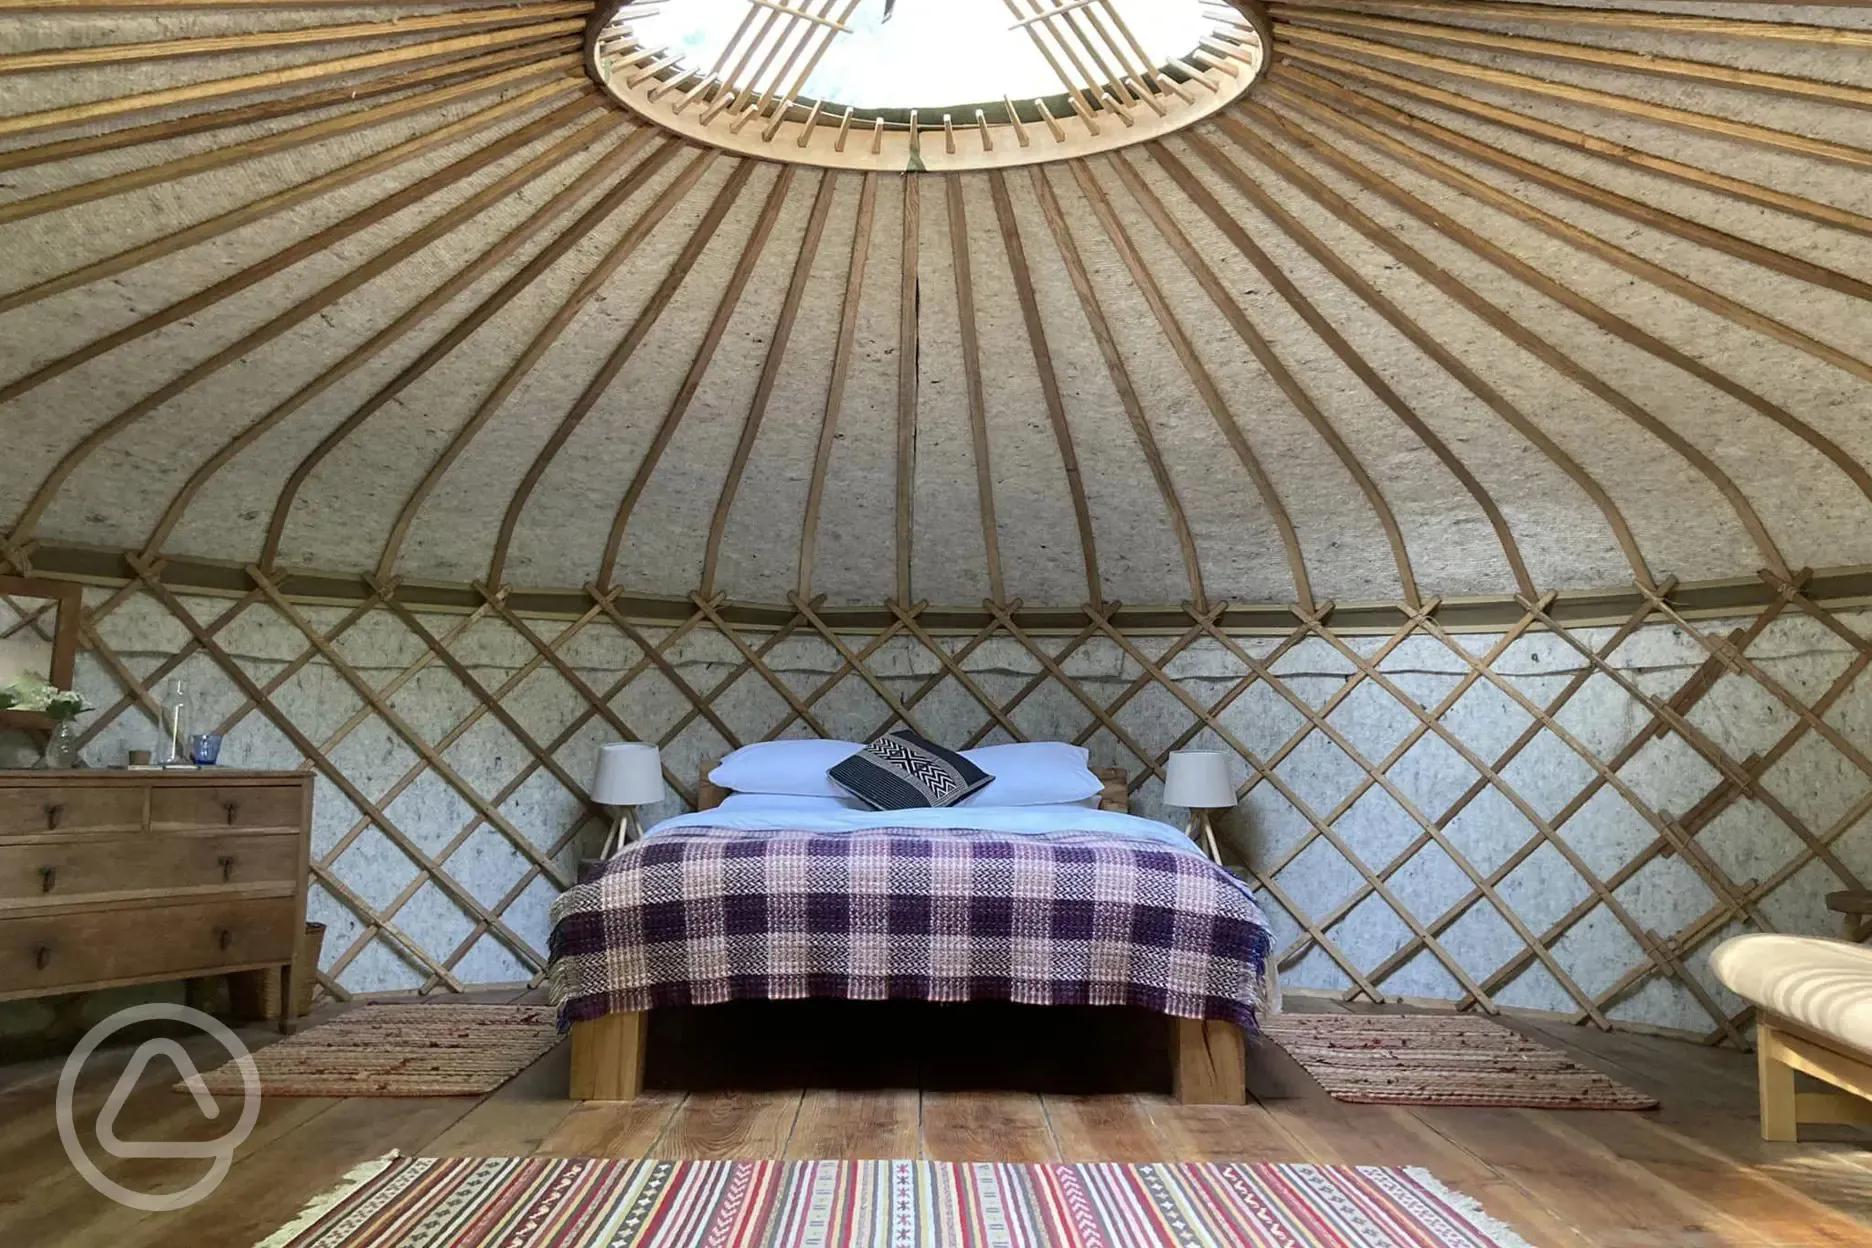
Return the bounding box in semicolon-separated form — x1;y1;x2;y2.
634;0;1213;111
588;0;1268;172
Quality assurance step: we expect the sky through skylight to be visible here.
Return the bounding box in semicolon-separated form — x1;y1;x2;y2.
631;0;1215;110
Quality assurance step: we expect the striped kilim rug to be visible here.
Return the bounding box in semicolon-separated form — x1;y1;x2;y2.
257;1155;1531;1247
1265;1013;1658;1110
191;1005;560;1097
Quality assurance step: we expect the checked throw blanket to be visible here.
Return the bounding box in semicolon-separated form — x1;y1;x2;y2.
549;827;1273;1031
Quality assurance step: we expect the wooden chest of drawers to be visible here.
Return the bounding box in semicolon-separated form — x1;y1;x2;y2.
0;770;312;1028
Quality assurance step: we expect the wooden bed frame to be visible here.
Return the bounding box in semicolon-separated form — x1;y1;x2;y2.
568;762;1250;1105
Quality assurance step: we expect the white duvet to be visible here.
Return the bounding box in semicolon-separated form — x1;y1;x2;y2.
643;802;1203;854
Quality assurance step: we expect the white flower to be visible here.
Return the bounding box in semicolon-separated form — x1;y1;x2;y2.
1;675;92;720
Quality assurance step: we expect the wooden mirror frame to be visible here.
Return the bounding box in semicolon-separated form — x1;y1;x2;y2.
0;575;82;729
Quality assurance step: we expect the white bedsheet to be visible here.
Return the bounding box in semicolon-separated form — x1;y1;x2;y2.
643;802;1203;854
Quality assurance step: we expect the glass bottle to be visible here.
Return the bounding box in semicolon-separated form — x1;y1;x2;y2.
157;677;189;766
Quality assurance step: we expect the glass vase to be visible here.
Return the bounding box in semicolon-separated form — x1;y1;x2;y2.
157;677;189;766
38;718;82;770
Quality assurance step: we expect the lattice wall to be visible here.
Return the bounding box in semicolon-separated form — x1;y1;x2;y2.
6;567;1871;1045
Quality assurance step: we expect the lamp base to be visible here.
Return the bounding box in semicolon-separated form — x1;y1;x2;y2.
1185;810;1222;863
600;806;643;859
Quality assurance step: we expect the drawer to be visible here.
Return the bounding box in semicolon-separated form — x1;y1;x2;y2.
150;784;302;830
0;897;298;996
0;786;144;836
0;832;301;906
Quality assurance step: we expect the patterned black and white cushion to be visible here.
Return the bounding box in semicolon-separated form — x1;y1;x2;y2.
828;729;991;811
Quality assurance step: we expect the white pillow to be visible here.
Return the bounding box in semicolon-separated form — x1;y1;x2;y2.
960;742;1105;807
716;792;863;813
709;739;864;797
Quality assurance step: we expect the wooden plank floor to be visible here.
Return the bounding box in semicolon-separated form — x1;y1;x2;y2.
3;993;1869;1246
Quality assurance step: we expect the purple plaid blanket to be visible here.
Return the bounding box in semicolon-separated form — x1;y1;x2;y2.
549;827;1273;1032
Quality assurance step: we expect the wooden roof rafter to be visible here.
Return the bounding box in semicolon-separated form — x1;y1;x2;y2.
4;0;1872;629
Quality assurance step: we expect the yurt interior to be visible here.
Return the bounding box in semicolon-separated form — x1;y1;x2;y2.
5;0;1872;1243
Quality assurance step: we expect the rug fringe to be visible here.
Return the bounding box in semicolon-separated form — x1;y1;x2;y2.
251;1152;402;1248
1404;1167;1536;1248
1260;958;1283;1017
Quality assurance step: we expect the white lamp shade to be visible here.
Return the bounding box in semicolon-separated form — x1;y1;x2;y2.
592;742;663;805
1163;751;1234;809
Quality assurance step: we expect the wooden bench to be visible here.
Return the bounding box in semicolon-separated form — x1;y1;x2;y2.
1711;934;1872;1141
1754;1015;1872;1141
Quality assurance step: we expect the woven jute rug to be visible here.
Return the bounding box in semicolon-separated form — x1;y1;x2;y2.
257;1155;1532;1247
1264;1013;1658;1110
189;1004;560;1098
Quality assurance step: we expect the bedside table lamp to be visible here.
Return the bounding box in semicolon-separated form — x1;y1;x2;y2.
1165;750;1233;863
592;742;662;858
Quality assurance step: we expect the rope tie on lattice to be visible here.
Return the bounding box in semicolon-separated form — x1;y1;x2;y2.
0;537;33;577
